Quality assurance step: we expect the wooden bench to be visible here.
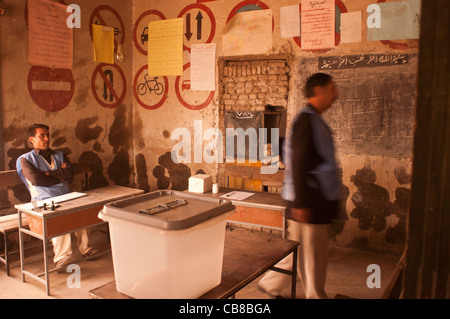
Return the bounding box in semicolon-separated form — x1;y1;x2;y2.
381;249;407;299
334;249;407;300
0;162;91;276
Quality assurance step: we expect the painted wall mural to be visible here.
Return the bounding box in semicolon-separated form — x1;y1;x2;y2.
0;0;420;254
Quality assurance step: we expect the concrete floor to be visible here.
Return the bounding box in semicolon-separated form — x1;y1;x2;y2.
0;228;401;299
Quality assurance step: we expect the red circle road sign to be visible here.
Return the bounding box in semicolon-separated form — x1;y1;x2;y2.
133;64;168;110
27;66;74;112
175;63;215;111
91;63;127;108
226;0;274;31
89;5;125;46
177;3;216;53
133;10;166;56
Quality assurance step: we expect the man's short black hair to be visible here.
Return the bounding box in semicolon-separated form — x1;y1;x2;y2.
27;124;49;138
304;73;333;98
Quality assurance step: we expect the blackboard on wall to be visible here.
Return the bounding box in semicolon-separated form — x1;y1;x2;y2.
297;54;418;158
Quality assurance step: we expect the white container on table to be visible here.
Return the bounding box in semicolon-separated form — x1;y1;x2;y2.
99;189;234;299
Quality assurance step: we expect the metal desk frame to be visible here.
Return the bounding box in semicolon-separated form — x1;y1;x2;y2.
17;216;105;295
16;186;144;296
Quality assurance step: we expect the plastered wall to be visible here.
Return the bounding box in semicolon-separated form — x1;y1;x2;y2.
0;0;419;254
0;0;134;203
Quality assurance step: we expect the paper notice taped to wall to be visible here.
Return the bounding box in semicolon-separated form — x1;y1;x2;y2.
340;11;362;43
222;9;272;56
28;0;73;69
191;43;216;91
280;5;300;38
92;24;114;64
147;18;183;76
301;0;335;50
367;0;421;41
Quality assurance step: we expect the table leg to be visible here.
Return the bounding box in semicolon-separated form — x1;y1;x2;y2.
18;211;25;282
291;248;298;299
3;232;10;276
42;222;50;296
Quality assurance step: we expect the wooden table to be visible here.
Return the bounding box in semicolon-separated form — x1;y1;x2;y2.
196;188;288;237
89;227;299;299
15;185;144;295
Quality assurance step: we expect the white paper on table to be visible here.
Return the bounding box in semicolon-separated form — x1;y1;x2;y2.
21;192;87;210
220;191;254;201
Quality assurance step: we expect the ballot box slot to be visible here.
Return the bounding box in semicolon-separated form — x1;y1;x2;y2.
139;199;187;215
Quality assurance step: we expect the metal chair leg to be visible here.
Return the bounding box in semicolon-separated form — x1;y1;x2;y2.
2;232;10;276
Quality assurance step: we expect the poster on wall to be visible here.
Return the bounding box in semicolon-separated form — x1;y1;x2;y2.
28;0;73;69
340;11;362;43
367;0;421;41
190;43;216;91
301;0;335;50
92;24;114;64
222;9;272;56
280;5;300;38
147;18;183;76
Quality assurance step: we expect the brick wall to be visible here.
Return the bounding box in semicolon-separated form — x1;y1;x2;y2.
220;59;290;112
218;58;289;193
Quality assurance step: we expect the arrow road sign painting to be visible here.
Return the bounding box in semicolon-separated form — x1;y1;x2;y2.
178;3;216;52
91;63;126;108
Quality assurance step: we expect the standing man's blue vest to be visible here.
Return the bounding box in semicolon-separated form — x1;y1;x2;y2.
282;105;341;202
16;150;70;201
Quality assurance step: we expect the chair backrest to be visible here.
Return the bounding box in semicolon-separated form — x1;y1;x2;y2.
0;170;22;190
0;161;92;191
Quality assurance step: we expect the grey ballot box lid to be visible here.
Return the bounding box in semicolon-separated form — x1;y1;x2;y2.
102;189;234;231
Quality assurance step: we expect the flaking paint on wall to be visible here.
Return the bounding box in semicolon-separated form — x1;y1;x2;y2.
109;105;132;154
153;152;192;191
107;147;131;186
350;166;393;232
330;168;350;242
75;116;103;144
135;153;150;192
105;104;134;187
78;151;108;189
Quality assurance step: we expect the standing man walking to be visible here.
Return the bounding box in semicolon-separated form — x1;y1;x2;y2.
259;73;341;299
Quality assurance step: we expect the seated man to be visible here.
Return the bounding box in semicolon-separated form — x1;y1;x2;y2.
16;123;98;271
